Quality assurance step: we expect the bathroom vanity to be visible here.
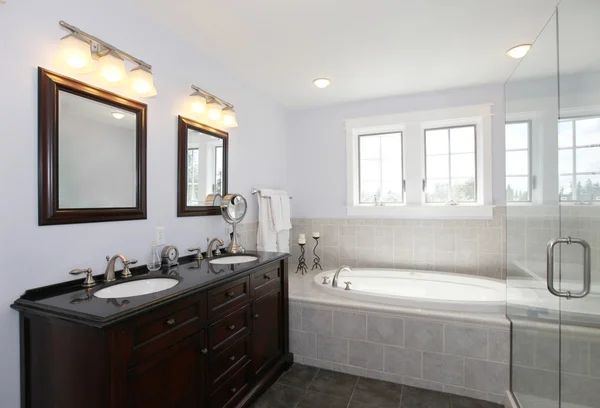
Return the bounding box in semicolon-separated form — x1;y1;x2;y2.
12;252;290;408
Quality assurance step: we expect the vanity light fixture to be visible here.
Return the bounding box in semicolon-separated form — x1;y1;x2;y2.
111;112;125;120
507;44;532;59
313;78;331;89
58;21;157;97
189;85;237;127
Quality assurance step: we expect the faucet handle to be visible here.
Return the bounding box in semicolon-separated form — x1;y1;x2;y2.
188;248;203;260
344;281;352;291
322;276;331;285
122;259;138;279
70;268;96;288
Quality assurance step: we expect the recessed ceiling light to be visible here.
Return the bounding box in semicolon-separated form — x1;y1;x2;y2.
313;78;331;89
507;44;532;59
111;111;125;120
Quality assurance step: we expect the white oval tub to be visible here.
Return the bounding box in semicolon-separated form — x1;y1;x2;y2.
313;269;506;313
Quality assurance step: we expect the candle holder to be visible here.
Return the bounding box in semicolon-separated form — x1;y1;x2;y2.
296;243;308;275
311;237;323;270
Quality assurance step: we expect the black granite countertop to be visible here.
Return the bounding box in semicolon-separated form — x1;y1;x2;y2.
11;251;289;327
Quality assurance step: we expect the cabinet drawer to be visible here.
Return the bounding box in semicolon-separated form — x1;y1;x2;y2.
130;295;205;366
208;363;251;408
208;334;250;389
251;267;281;297
208;305;250;354
207;276;249;320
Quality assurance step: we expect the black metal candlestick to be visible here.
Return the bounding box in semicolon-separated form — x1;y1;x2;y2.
311;236;323;270
296;243;308;275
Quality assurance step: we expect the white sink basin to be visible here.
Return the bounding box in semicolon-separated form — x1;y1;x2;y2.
94;278;179;299
209;255;258;265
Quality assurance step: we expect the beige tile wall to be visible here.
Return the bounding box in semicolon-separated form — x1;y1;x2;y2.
289;207;507;280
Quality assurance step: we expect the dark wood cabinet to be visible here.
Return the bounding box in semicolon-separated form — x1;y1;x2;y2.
15;258;291;408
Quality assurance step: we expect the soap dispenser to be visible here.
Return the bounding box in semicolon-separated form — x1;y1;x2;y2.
147;241;162;271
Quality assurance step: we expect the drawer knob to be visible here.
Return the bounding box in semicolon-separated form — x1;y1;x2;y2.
263;274;271;280
253;313;259;319
230;388;237;394
166;318;176;326
201;348;208;355
228;324;236;331
229;355;236;361
227;291;235;297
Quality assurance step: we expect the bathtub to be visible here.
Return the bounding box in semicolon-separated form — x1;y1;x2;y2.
313;268;506;313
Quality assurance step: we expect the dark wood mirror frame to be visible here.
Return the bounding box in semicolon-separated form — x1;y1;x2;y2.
38;68;147;225
177;116;229;217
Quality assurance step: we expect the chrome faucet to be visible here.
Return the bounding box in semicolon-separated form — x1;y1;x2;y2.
206;238;225;258
104;254;128;282
332;265;352;288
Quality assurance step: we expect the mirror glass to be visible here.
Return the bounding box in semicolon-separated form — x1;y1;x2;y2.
58;91;138;209
186;128;224;206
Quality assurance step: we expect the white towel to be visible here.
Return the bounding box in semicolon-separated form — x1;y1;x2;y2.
256;189;291;253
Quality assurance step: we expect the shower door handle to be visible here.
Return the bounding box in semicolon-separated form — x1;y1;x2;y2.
546;237;591;299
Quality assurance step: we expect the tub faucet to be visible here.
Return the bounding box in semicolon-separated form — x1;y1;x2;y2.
332;265;352;288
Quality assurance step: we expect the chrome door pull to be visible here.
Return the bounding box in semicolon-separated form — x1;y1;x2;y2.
546;236;591;299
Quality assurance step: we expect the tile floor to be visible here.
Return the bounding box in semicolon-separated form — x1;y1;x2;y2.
252;364;503;408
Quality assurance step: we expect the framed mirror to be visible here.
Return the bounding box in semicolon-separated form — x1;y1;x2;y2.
38;68;147;225
177;116;228;216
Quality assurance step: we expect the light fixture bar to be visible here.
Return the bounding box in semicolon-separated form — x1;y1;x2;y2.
59;20;152;70
191;85;234;109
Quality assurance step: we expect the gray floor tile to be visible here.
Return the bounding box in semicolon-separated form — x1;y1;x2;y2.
252;383;305;408
307;369;359;398
451;395;503;408
348;401;383;408
401;386;451;408
277;364;319;390
351;377;403;408
297;390;350;408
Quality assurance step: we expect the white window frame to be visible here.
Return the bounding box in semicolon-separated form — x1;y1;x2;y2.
505;120;533;203
346;105;493;219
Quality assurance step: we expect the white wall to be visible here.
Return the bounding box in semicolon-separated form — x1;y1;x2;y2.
0;1;288;406
286;84;506;218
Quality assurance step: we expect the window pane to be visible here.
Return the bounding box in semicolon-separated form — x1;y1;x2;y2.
380;181;403;203
451;178;476;202
450;126;475;153
381;133;402;159
426;155;449;178
426;129;448;155
451;153;476;177
381;160;403;181
505;151;529;176
506;123;529;150
360;181;379;203
426;179;449;203
360;135;380;159
506;177;530;202
559;149;573;175
559;121;573;148
575;118;600;147
576;147;600;173
575;175;600;201
360;160;380;182
559;176;574;201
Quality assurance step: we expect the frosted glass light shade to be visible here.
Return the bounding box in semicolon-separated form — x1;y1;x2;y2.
130;66;157;97
190;92;207;114
59;34;94;73
207;98;222;121
98;52;128;84
507;44;532;59
222;107;238;128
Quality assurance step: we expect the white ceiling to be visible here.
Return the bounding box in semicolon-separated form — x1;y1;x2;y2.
132;0;562;109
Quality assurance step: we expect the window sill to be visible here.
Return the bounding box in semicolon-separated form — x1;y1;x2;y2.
346;204;494;219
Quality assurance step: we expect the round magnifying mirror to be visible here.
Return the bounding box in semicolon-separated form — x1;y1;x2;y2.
220;194;247;254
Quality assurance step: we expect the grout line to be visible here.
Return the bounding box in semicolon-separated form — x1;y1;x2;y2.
345;375;360;408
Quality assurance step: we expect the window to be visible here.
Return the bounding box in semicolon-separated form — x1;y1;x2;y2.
559;117;600;202
358;132;403;204
187;148;200;205
505;121;531;202
424;125;476;203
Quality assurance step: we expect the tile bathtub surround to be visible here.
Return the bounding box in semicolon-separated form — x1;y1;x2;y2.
251;363;503;408
290;207;506;279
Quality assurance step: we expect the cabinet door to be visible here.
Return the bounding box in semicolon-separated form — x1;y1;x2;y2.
251;287;282;376
127;331;206;408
